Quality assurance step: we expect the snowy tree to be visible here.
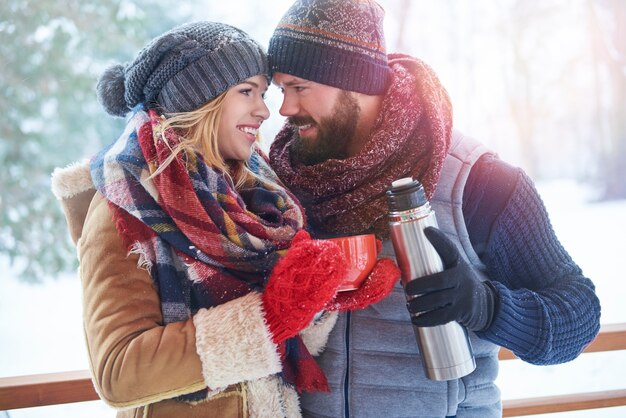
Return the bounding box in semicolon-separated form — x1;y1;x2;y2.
0;0;188;281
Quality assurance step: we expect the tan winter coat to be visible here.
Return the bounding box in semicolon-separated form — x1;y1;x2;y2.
51;161;338;418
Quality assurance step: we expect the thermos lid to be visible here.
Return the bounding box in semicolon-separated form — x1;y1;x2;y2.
386;177;427;211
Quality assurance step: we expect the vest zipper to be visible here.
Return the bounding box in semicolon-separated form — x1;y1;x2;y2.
343;310;351;418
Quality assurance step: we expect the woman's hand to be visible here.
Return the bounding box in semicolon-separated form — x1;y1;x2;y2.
262;230;347;343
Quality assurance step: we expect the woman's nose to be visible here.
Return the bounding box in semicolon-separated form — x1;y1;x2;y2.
254;98;270;121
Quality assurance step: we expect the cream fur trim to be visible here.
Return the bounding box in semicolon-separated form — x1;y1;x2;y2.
193;292;282;390
278;380;302;418
246;376;301;418
51;159;94;199
299;311;338;356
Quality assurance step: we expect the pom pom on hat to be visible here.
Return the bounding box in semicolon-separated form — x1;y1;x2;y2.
96;64;129;117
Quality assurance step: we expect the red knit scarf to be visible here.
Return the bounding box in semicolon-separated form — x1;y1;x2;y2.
269;54;452;238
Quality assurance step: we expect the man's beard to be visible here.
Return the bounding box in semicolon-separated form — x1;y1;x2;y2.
289;91;360;166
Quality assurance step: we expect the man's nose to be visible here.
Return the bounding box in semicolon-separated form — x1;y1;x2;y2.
279;92;299;117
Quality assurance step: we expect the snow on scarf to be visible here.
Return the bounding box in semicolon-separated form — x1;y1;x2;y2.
90;107;325;399
270;54;452;238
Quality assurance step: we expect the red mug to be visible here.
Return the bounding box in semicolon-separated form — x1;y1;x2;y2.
328;234;377;292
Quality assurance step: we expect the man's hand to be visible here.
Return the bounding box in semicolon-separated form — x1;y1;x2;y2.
404;227;497;332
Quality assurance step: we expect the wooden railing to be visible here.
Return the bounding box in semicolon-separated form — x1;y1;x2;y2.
1;323;625;415
0;370;98;410
499;322;626;416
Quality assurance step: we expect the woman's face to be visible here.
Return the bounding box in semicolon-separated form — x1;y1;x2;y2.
217;75;270;161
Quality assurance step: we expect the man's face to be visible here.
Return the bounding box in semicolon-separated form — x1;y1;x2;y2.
273;73;360;165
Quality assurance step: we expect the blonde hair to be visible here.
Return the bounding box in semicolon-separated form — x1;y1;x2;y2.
151;92;256;189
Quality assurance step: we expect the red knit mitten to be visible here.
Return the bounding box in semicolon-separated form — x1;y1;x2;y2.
325;258;400;311
262;230;347;343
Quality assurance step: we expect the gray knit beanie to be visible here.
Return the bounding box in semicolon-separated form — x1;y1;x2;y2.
97;21;269;117
268;0;390;95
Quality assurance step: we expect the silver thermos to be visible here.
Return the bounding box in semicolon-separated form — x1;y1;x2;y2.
386;177;476;381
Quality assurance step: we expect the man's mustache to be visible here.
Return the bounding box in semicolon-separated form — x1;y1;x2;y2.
287;116;316;127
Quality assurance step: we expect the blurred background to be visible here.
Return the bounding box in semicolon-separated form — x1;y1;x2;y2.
1;0;625;417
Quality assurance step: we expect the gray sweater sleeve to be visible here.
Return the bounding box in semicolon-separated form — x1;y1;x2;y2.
464;157;601;364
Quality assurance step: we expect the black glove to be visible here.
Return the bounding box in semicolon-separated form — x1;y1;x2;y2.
404;227;497;332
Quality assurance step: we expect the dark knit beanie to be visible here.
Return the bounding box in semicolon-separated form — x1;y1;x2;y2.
97;21;268;117
268;0;390;95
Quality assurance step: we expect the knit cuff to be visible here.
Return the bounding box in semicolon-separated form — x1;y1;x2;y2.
477;281;552;360
193;292;281;390
463;280;498;332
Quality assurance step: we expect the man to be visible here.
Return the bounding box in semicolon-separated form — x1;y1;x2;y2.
266;0;601;417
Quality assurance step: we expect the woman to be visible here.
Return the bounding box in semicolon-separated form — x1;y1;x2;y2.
51;21;398;417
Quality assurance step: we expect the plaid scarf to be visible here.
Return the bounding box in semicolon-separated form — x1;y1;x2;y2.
91;107;326;399
270;54;452;238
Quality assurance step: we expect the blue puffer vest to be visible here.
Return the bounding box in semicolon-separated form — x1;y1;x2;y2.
301;131;502;418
